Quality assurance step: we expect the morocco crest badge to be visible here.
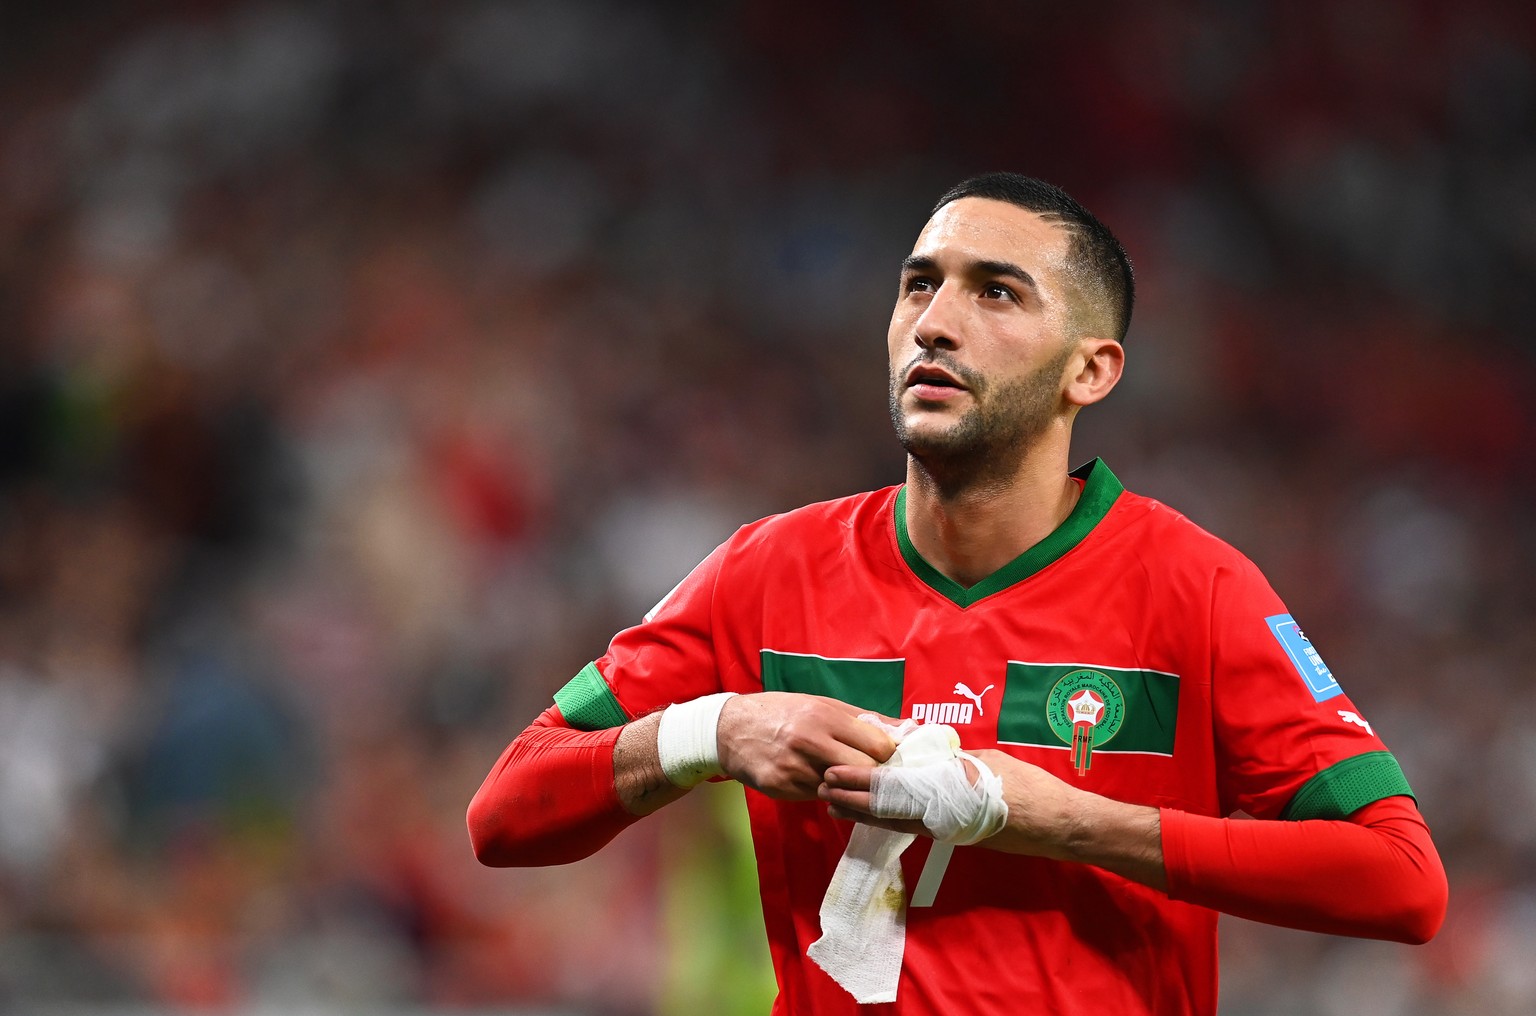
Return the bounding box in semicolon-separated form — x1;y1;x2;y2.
1046;670;1126;775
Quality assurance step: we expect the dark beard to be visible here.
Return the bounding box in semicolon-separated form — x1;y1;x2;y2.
888;345;1071;498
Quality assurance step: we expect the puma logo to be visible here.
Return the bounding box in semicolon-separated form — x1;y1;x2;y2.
954;682;995;717
1338;710;1373;735
911;682;995;726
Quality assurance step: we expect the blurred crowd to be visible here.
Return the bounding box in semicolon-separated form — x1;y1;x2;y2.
1;1;1533;1014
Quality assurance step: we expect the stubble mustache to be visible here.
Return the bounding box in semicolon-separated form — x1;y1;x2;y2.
892;351;986;397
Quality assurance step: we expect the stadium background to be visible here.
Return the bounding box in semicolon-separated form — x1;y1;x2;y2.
2;1;1533;1013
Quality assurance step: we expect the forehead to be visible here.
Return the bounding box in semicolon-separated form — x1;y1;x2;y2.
910;197;1073;274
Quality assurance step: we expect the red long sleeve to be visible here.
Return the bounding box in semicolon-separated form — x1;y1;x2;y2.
467;706;638;867
1160;795;1447;943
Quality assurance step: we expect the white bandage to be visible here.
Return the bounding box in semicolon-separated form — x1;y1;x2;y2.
868;744;1007;845
655;692;737;787
807;718;1009;1003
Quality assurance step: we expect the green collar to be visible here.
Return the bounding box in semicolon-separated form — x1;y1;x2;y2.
893;458;1124;608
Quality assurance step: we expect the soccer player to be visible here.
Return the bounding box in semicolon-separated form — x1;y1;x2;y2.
468;173;1447;1015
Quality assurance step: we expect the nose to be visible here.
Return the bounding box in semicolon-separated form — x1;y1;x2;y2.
913;281;963;351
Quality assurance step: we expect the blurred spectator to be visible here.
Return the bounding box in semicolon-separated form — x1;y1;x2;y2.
0;2;1533;1013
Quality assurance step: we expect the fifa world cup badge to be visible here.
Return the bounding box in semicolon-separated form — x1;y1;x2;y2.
1046;670;1126;775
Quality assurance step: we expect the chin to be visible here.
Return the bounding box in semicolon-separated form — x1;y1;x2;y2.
897;423;972;459
889;396;981;458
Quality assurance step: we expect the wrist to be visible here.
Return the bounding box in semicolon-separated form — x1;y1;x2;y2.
1056;788;1104;862
614;713;679;815
1058;792;1167;890
656;692;738;787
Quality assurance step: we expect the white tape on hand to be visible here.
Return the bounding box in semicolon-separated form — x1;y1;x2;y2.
655;692;737;788
808;719;1008;1003
868;748;1008;846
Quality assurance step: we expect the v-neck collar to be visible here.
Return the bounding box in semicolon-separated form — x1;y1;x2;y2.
893;459;1124;608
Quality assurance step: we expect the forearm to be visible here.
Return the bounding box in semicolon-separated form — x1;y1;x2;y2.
1161;796;1446;943
614;712;691;814
471;691;895;866
1055;794;1167;891
975;755;1444;945
986;779;1167;891
467;707;674;867
959;750;1167;890
995;790;1443;943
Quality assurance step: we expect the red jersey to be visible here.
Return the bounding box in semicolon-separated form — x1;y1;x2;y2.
551;460;1413;1015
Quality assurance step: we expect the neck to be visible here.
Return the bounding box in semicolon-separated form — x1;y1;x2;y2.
903;439;1081;589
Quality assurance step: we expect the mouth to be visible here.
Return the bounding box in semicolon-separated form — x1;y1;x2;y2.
904;364;969;399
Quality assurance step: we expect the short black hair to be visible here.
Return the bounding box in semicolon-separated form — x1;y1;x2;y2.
932;173;1135;343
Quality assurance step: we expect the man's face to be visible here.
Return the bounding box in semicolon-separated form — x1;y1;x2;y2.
887;197;1080;466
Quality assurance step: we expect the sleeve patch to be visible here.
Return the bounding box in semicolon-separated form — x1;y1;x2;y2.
1280;751;1415;821
1265;613;1342;702
553;662;630;731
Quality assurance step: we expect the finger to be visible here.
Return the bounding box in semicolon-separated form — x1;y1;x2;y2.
822;765;874;792
834;719;898;764
818;784;874;813
818;697;900;728
816;739;889;771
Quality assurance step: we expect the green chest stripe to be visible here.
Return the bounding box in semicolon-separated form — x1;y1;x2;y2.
1280;751;1414;820
760;650;905;717
560;652;1180;744
553;662;630;730
997;662;1180;755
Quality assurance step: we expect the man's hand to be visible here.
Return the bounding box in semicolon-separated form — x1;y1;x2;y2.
821;748;1070;848
819;747;1166;889
717;693;897;800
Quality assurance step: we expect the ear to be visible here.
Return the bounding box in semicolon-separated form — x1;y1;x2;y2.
1063;337;1124;408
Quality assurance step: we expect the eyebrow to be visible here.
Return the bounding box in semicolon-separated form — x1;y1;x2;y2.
900;254;1039;291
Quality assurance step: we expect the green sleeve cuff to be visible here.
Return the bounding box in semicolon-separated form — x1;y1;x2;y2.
553;662;630;731
1280;751;1415;821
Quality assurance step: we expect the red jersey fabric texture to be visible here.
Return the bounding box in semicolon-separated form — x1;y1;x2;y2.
468;460;1444;1015
1161;795;1443;944
468;717;629;867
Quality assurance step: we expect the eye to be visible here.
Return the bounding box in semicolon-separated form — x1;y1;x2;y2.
903;275;937;295
981;282;1016;301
